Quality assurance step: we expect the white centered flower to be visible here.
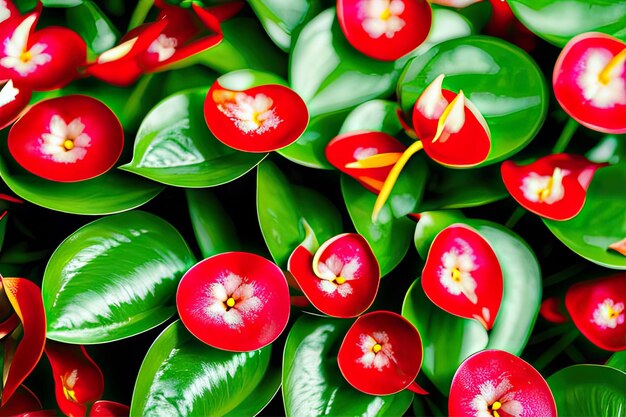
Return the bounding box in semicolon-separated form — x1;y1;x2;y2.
205;273;263;329
316;254;359;297
520;167;567;204
357;331;396;371
577;48;626;109
147;34;178;62
0;79;19;107
438;238;478;304
218;92;281;134
40;115;91;163
360;0;406;39
0;15;51;76
471;376;523;417
591;298;625;329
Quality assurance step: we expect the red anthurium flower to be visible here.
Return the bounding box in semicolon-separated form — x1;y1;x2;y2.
89;400;130;417
0;277;46;407
288;226;380;318
337;0;432;61
501;153;606;221
204;81;308;152
45;341;104;417
422;224;503;330
0;13;86;91
0;79;31;129
565;274;626;351
325;131;407;193
449;350;557;417
553;33;626;134
177;252;290;352
338;311;424;395
539;297;569;324
8;95;124;182
0;385;42;415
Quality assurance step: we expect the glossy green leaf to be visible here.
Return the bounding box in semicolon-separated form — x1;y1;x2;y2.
508;0;626;47
544;164;626;270
41;0;83;6
547;365;626;416
398;36;548;165
131;320;278;417
283;315;414;417
120;88;267;187
248;0;322;51
186;189;240;259
405;211;542;393
257;160;342;267
433;1;490;32
338;99;403;136
42;211;196;344
606;351;626;373
341;175;415;277
66;1;119;57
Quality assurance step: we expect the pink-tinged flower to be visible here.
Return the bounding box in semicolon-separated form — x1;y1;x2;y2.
338;311;424;395
87;2;242;86
89;401;130;417
0;385;42;416
176;252;290;352
539;297;569;324
565;274;626;351
8;95;124;182
0;79;31;129
0;277;46;407
449;350;557;417
422;224;503;330
325;131;407;193
288;230;380;318
553;33;626;134
0;13;86;91
45;341;104;417
337;0;432;61
501;153;606;221
204;80;309;152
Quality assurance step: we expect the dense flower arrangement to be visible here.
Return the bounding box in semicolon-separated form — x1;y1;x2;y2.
0;0;623;416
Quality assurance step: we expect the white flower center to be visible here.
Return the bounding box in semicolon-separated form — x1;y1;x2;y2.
471;376;523;417
147;34;178;62
217;91;281;134
360;0;406;39
40;115;91;163
520;167;567;204
0;15;52;77
438;238;478;304
591;298;625;329
316;253;359;297
61;369;79;402
357;331;396;371
577;47;626;109
205;273;263;329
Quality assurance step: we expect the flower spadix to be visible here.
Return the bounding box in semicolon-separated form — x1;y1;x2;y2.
176;252;290;352
336;0;432;61
8;95;124;182
338;311;424;395
553;33;626;134
422;224;503;330
449;350;557;417
288;224;380;318
565;274;626;351
204;80;309;152
501;153;606;221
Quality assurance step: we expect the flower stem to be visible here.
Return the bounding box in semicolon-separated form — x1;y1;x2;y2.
534;329;579;371
128;0;154;31
123;73;155;129
504;206;526;229
552;118;579;154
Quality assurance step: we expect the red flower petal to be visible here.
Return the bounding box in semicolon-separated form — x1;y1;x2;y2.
0;79;31;129
412;74;491;167
288;233;380;318
338;311;423;395
89;401;129;417
539;297;569;324
176;252;291;352
501;153;606;221
0;277;46;407
553;33;626;134
8;95;124;182
337;0;432;61
325;131;407;193
449;350;557;417
45;341;104;417
565;274;626;351
0;14;86;91
0;311;20;338
204;81;308;152
421;224;503;330
0;385;42;416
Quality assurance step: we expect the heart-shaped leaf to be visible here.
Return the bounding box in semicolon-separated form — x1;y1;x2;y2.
257;159;342;267
547;365;626;416
282;314;414;416
339;99;403;136
131;320;278;417
120;88;267;187
43;211;196;344
65;1;119;57
544;164;626;269
398;36;548;165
